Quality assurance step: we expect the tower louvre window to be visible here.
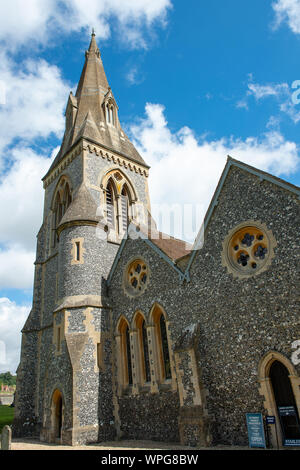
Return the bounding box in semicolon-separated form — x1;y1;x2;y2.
104;174;134;239
106;181;115;228
121;186;129;233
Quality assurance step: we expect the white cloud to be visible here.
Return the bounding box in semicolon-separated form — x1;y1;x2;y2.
130;103;300;241
0;147;54;252
0;0;172;50
272;0;300;34
0;52;70;156
237;78;300;124
126;66;145;86
0;246;35;290
0;146;56;291
248;82;289;100
0;298;30;374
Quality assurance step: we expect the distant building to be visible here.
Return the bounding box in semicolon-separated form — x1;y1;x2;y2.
13;33;300;448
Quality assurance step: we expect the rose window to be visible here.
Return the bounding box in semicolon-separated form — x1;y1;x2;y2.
125;259;149;296
222;222;276;278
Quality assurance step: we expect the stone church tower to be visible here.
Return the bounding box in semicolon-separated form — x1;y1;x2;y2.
13;33;151;444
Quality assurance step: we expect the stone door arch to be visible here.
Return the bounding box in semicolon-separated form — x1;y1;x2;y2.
50;389;64;443
258;351;300;447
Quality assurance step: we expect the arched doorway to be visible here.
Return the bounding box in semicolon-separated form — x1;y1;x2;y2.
51;389;63;442
269;361;300;446
259;352;300;447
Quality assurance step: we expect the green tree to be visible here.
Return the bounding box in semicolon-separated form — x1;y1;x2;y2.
0;372;16;387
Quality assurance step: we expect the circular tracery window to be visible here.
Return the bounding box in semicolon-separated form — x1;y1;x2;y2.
124;259;149;296
222;221;276;278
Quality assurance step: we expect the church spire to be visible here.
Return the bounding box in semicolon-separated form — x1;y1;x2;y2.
75;30;109;99
44;32;147;181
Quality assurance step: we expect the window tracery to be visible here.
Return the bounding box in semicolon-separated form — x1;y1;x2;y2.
222;221;277;278
52;177;72;246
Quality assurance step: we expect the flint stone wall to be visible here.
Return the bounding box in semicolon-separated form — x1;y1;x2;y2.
109;166;300;446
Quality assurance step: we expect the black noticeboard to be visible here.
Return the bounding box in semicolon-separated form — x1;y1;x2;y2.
246;413;266;449
278;406;300;447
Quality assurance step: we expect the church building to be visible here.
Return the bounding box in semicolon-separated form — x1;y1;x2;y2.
13;33;300;448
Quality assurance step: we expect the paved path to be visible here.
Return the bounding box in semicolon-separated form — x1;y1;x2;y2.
11;438;252;451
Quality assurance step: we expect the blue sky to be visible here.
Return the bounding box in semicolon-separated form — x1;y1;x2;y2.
0;0;300;373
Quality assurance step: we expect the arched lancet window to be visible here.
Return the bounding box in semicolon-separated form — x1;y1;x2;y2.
103;171;135;239
106;179;117;230
118;318;133;387
121;185;129;233
159;314;171;380
135;313;151;384
106;104;110;124
105;102;115;126
55;192;63;228
151;305;172;382
52;178;72;246
64;183;72;209
110;106;114;126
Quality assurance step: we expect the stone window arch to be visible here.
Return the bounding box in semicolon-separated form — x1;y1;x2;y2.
132;312;151;386
121;184;130;234
102;169;137;239
116;317;133;391
106;178;117;230
105;101;116;126
52;176;72;247
149;304;172;383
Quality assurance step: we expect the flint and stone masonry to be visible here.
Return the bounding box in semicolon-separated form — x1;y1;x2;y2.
13;34;300;448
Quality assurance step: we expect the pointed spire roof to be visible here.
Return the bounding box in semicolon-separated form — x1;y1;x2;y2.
75;31;109;102
44;32;147;180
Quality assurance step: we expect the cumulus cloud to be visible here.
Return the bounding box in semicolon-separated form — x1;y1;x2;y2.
272;0;300;34
0;0;172;50
0;298;30;374
0;147;54;252
130;103;300;241
237;77;300;124
0;145;56;291
0;246;35;290
0;52;70;156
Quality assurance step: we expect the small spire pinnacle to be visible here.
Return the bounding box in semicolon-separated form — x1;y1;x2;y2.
92;28;96;37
